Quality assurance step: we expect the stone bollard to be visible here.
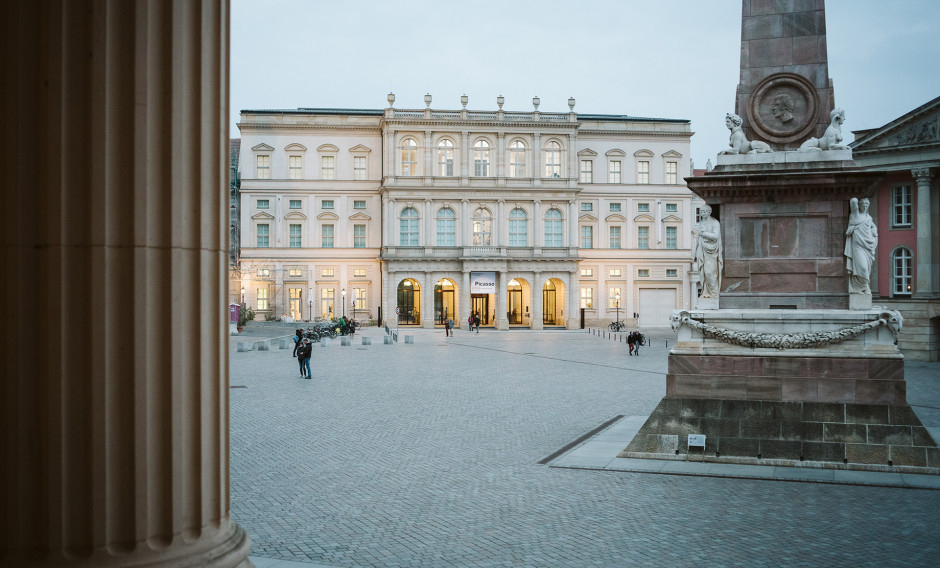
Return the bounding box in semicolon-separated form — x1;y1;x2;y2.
362;337;372;345
320;338;332;347
279;339;290;349
341;337;351;346
237;342;250;352
404;335;414;344
257;341;269;351
383;336;393;345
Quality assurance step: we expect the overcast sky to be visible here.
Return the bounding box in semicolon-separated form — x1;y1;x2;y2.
231;0;940;169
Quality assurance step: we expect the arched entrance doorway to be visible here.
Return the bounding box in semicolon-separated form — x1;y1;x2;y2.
434;279;456;324
397;278;421;325
543;278;565;326
507;278;531;326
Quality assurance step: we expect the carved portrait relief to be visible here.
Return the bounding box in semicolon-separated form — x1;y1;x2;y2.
748;73;820;144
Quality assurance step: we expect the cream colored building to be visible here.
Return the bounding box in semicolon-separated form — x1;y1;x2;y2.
237;94;698;329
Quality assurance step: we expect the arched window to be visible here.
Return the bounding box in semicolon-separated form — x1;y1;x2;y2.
472;208;492;246
544;208;563;247
509;208;528;247
436;207;456;246
473;140;490;176
400;207;419;246
509;140;526;178
401;138;417;176
437;139;455;176
893;247;913;295
544;140;561;178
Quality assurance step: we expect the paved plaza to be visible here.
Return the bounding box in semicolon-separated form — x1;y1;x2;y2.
230;324;940;568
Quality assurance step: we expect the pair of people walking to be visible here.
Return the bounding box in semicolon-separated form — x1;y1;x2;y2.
297;337;312;379
467;313;481;333
627;331;642;356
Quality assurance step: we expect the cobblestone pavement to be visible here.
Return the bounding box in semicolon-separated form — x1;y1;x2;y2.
230;324;940;567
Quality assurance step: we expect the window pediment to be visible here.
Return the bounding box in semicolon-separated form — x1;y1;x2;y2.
348;144;372;153
634;149;654;157
252;143;274;152
579;213;598;222
633;214;655;222
606;149;626;157
285;143;307;152
348;212;371;221
317;144;339;153
284;211;307;220
251;211;275;220
605;214;626;222
317;212;339;221
662;214;683;222
577;148;598;157
661;150;682;158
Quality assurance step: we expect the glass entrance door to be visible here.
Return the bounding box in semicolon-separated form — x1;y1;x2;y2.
543;281;556;325
507;279;522;324
289;288;303;319
397;279;421;325
471;295;489;325
434;280;455;324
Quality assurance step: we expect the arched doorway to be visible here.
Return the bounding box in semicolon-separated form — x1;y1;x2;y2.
543;278;565;326
507;278;531;326
434;279;456;324
397;278;421;325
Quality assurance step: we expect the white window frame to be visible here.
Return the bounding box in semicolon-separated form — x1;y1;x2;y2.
401;138;418;176
256;223;269;248
580;159;593;183
256;288;269;310
473;139;490;176
353;156;367;181
353;224;366;248
580;268;594;278
579;287;594;309
892;185;912;228
322;199;334;210
580;225;593;249
609;203;621;213
609;225;621;249
436;207;456;247
256;155;270;179
257;199;269;209
509;208;528;247
637;226;649;249
637;269;650;278
400;207;420;246
289;224;302;248
437;139;455;177
353;200;366;209
609;287;622;309
321;268;334;277
665;161;678;184
320;155;335;180
666;226;677;250
289;199;302;209
353;268;366;277
893;246;913;296
609;268;622;277
609;160;621;184
321;224;334;248
289;155;303;179
637;160;650;184
666;269;678;278
544;209;563;247
472;208;493;246
544;140;561;178
509;140;527;178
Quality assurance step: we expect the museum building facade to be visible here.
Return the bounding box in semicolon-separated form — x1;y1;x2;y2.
236;95;699;330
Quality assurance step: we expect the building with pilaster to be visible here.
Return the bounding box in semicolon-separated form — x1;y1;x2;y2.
236;94;697;330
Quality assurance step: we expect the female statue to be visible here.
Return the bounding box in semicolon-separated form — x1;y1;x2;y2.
845;197;877;295
718;113;772;155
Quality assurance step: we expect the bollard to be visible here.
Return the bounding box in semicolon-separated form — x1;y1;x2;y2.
383;336;393;345
341;337;351;346
279;339;290;349
257;341;269;351
362;337;372;345
404;335;414;344
321;338;332;347
237;342;250;352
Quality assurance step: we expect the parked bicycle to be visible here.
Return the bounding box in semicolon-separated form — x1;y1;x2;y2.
609;321;627;332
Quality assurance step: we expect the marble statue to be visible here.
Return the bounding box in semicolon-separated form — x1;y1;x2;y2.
718;113;772;154
845;197;878;296
692;205;722;302
799;107;850;151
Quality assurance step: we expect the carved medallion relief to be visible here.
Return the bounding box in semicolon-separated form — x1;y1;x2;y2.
747;73;820;144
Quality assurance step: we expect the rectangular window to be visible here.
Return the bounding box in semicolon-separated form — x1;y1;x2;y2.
322;199;334;210
637;203;649;213
353;288;367;310
354;156;367;180
638;269;650;277
579;287;593;309
580;268;594;278
353;224;366;248
637;161;650;184
257;199;269;209
665;161;678;184
256;224;269;248
609;226;621;249
580;226;593;249
666;226;677;249
289;199;301;209
321;288;334;318
256;288;269;310
609;203;621;213
637;226;649;249
609;269;622;277
321;224;334;248
892;185;912;227
288;268;303;278
321;156;335;180
289;155;303;179
353;268;366;277
289;224;302;248
580;160;593;183
666;269;678;278
609;287;622;308
256;155;270;179
354;200;366;209
581;203;593;212
665;203;677;213
609;160;621;184
321;268;334;277
256;268;271;278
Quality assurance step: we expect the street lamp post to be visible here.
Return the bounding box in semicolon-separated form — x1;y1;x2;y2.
240;287;246;306
341;288;346;318
615;293;620;327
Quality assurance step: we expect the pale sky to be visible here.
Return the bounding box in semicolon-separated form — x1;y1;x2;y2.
231;0;940;169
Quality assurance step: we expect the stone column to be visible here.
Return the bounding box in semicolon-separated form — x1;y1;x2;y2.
0;2;251;567
422;271;434;328
462;270;472;329
425;198;433;247
531;272;544;330
497;199;505;246
533;199;542;248
913;168;937;297
461;199;470;247
387;198;396;246
497;271;509;330
569;200;579;248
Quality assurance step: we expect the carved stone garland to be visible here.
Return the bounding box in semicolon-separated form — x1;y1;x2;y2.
669;310;903;349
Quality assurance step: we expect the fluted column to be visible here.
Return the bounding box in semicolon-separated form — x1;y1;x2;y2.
0;2;251;567
913;168;937;297
531;272;543;330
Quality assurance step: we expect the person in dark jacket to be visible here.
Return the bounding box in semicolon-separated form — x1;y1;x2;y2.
298;338;312;379
293;328;303;357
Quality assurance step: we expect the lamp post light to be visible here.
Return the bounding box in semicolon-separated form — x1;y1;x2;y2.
615;293;620;327
341;288;346;318
240;287;246;306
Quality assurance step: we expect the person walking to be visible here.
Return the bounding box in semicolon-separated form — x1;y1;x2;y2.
298;338;312;379
627;331;636;356
292;328;303;357
444;318;451;337
473;313;481;333
468;314;474;332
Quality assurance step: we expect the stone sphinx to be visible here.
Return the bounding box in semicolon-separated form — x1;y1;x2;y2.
718;113;772;155
799;107;850;151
